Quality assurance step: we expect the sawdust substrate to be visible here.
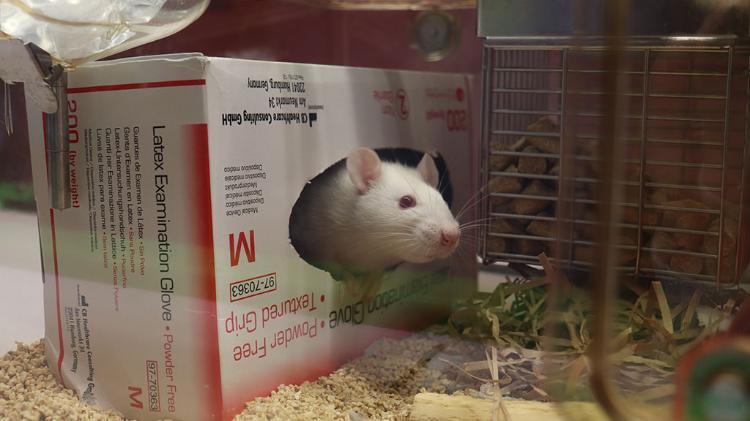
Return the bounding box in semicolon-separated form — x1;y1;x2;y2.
0;341;122;421
1;333;487;421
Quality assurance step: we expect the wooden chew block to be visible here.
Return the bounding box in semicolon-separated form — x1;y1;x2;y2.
409;392;606;421
518;146;548;174
409;392;495;421
511;180;554;215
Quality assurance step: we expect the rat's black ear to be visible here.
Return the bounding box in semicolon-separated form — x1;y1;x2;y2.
346;148;382;194
416;153;439;189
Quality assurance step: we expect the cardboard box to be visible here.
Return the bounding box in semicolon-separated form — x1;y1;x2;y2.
25;54;476;420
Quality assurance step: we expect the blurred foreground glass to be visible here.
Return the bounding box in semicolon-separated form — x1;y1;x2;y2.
477;1;750;420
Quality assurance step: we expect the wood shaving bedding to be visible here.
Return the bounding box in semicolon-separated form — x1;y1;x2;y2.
1;335;458;421
0;341;123;421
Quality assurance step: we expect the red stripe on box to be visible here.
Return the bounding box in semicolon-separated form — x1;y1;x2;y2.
67;79;205;94
42;112;66;387
185;124;224;420
49;208;66;387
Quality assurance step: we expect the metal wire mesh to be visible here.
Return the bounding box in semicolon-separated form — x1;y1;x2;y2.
480;41;749;285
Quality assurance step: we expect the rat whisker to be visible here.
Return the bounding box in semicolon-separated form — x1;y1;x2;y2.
459;216;500;227
454;181;494;220
459;222;494;231
454;183;487;219
454;199;487;224
436;167;449;195
455;236;481;246
458;227;492;236
457;230;483;238
459;220;503;231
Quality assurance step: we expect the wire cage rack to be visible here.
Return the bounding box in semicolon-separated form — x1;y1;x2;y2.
478;38;750;285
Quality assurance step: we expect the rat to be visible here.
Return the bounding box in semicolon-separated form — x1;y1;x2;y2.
288;147;460;301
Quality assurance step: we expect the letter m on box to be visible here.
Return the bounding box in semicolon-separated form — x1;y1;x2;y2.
128;386;143;409
229;231;256;267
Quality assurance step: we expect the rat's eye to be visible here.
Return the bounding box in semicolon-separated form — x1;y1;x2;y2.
399;195;416;209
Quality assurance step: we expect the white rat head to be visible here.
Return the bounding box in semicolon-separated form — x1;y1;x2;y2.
346;147;460;264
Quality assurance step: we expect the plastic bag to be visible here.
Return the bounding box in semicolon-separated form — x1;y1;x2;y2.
0;0;209;66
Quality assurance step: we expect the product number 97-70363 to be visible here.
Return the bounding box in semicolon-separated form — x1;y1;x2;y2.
229;272;277;303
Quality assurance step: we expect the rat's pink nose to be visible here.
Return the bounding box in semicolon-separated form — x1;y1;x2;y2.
440;229;459;246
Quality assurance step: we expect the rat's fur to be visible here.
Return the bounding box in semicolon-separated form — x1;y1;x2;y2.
289;147;459;284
